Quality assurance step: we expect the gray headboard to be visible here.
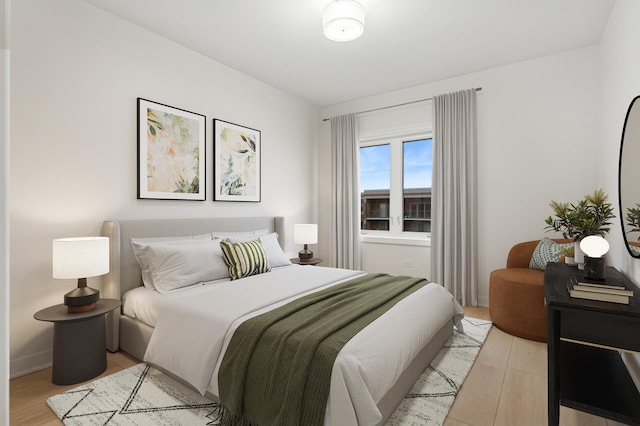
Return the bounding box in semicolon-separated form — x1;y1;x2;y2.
101;216;285;351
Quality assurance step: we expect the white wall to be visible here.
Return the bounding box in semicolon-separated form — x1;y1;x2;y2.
597;0;640;387
1;0;10;421
9;0;319;377
320;47;601;306
600;0;640;281
361;242;431;279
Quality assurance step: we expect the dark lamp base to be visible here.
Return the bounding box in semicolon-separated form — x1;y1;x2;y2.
583;256;606;281
67;302;97;313
299;252;313;260
299;244;313;261
64;285;100;313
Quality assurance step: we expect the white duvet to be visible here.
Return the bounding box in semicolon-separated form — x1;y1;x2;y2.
129;265;464;426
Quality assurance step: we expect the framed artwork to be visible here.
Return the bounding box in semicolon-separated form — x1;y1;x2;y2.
213;119;261;202
137;98;206;200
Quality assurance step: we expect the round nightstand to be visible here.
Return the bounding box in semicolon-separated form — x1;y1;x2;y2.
34;298;121;385
290;257;323;266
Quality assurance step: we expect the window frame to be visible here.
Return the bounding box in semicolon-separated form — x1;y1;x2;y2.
359;125;432;245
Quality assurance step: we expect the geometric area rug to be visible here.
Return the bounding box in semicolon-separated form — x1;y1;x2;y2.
385;316;493;425
47;363;221;426
47;316;492;426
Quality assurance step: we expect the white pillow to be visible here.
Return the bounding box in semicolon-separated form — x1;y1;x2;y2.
131;238;228;291
192;232;215;240
131;237;195;290
144;239;229;294
225;232;292;268
211;229;269;238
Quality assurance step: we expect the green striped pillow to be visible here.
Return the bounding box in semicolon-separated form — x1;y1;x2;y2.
220;239;272;280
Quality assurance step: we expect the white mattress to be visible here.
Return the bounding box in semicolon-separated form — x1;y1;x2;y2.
122;276;231;328
123;265;464;426
122;265;347;328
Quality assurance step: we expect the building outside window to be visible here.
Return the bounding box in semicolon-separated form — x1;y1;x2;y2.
360;135;432;237
361;189;390;230
403;188;431;232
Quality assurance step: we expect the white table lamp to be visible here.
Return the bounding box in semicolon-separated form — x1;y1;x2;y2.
294;224;318;262
580;235;610;281
53;236;109;312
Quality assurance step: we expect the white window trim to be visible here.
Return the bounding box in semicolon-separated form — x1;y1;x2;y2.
361;234;431;247
359;123;431;143
359;124;433;245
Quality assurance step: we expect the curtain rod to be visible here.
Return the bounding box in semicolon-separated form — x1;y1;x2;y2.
321;87;482;122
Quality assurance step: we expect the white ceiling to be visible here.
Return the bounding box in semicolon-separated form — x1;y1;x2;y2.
81;0;615;107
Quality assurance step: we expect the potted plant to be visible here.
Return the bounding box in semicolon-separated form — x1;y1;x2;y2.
559;244;575;265
544;189;616;267
627;203;640;240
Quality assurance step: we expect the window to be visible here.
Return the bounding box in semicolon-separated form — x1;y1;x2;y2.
360;132;432;238
402;139;432;232
360;144;390;231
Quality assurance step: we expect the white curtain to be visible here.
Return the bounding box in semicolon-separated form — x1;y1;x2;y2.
330;114;361;270
431;89;478;306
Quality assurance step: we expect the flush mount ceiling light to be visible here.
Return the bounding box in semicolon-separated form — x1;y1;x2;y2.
323;0;365;42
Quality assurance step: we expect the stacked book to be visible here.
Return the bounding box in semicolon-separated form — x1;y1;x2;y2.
568;278;634;304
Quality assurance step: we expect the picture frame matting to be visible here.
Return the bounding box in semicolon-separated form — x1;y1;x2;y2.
213;119;261;202
137;98;206;201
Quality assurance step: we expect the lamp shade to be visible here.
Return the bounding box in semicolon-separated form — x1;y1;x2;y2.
294;224;318;244
580;235;610;258
53;237;109;279
323;0;365;42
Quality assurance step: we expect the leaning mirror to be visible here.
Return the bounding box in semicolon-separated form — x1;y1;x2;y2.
619;95;640;258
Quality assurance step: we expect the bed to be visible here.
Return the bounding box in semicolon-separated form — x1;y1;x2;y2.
101;216;464;426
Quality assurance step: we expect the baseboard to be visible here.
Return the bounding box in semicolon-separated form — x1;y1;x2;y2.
10;349;52;379
478;295;489;307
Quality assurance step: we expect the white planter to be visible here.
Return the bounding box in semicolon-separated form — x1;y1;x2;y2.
574;240;585;269
565;256;575;265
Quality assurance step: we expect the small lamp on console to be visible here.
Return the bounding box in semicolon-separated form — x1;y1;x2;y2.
294;224;318;262
580;235;610;281
53;236;109;313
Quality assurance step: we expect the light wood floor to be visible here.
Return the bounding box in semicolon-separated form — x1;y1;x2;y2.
446;307;625;426
10;350;139;425
9;307;628;426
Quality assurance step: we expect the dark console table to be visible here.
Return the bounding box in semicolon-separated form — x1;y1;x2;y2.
544;263;640;425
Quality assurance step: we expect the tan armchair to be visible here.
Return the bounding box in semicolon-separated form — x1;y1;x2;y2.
489;239;571;342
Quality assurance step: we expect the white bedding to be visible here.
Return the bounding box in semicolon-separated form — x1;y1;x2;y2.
130;265;464;426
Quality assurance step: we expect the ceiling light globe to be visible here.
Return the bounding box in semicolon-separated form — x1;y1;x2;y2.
323;0;365;42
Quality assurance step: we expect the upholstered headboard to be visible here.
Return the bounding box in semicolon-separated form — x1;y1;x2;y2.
101;216;285;351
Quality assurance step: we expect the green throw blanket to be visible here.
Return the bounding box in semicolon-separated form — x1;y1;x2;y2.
218;272;429;426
